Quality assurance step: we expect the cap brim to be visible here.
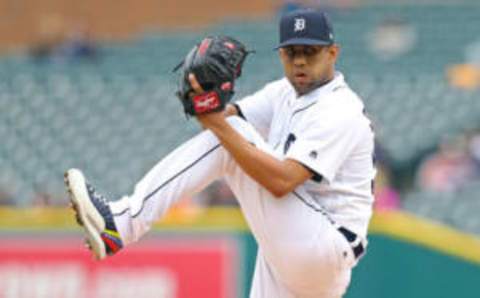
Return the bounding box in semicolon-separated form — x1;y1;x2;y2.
274;38;332;49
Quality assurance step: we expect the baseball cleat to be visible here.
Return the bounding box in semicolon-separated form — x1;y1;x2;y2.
65;168;123;260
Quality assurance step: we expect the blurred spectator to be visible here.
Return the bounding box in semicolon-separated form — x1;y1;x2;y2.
0;188;14;205
373;142;401;211
30;15;98;64
207;181;237;206
30;14;65;62
55;22;98;62
446;37;480;90
32;191;53;207
367;17;418;61
374;164;400;211
194;180;237;207
446;64;480;90
416;135;477;192
468;132;480;171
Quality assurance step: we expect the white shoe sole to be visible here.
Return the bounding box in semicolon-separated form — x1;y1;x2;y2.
65;168;107;260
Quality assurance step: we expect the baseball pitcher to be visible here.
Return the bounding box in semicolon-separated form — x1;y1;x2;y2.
65;9;376;298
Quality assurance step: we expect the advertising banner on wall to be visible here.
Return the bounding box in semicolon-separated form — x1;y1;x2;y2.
0;236;238;298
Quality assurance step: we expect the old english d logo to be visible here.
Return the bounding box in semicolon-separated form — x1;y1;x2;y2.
294;18;306;32
283;133;296;154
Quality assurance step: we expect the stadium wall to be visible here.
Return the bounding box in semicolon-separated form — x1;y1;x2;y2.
0;208;479;297
0;0;274;51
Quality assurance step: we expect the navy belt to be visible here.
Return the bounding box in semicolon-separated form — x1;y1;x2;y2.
337;226;365;259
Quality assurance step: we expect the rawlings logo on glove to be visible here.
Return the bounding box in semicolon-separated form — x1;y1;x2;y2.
193;91;221;113
174;35;251;116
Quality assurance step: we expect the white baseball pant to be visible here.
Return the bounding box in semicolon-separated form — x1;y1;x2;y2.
110;116;355;298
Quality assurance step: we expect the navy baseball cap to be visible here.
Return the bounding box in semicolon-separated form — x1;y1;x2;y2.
276;9;334;49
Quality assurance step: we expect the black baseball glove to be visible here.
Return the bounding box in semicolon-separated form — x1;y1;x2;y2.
174;35;251;116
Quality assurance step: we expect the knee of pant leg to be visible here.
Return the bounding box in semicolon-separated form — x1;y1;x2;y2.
267;242;343;294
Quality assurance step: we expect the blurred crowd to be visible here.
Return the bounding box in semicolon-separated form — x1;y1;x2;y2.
1;2;480;219
416;132;480;193
1;129;475;212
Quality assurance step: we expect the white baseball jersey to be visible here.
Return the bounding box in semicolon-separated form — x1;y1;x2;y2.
237;71;376;239
110;71;376;298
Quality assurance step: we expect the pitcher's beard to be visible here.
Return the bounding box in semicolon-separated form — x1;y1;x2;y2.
292;78;333;97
